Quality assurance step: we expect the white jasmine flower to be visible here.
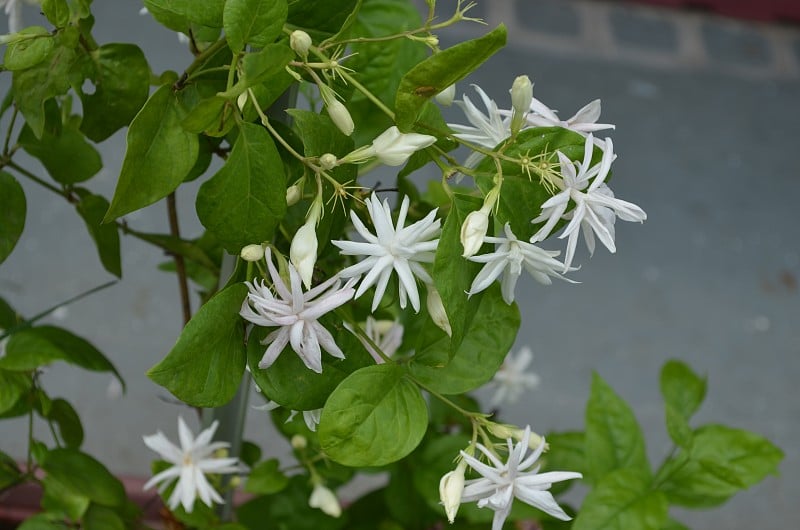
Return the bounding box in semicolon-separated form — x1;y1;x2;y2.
522;97;614;139
309;483;342;518
439;459;467;523
530;135;647;271
346;316;404;364
460;426;582;529
286;408;323;432
449;85;511;168
240;248;355;373
333;194;440;313
426;286;452;337
290;220;319;289
434;83;456;106
486;347;540;407
143;417;243;512
468;223;573;305
341;126;436;167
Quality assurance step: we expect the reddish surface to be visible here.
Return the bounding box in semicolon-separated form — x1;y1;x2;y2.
624;0;800;24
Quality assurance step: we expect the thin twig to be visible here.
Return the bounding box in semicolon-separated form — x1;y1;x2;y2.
166;192;192;325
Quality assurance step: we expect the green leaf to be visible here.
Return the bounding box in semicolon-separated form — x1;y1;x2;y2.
572;469;668;530
44;398;84;448
584;373;650;482
76;192;122;277
288;0;361;41
3;28;55;70
1;326;124;388
661;518;690;530
83;503;126;530
148;284;248;407
433;193;484;352
42;448;126;507
319;364;427;466
659;359;706;419
408;284;519;395
196;122;286;252
0;450;21;489
180;95;236;137
42;0;70;27
19;117;103;185
346;0;425;144
657;424;783;508
144;0;226;30
475;127;589;241
16;514;65;530
122;228;219;272
11;30;80;138
41;473;90;520
248;323;373;410
80;43;151;142
221;43;294;99
104;84;199;221
0;172;26;264
244;458;289;495
664;404;693;449
223;0;288;53
395;24;507;131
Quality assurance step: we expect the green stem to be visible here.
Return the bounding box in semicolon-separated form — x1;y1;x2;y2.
174;38;229;91
166;193;192;325
338;69;395;120
8;161;72;200
409;374;478;418
26;388;34;471
3;107;18;157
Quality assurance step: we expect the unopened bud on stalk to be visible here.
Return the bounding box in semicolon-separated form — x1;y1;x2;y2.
426;286;452;337
286;184;302;206
434;84;456;106
487;422;547;451
309;483;342;518
439;459;467;523
319;85;354;136
291;434;307;450
290;30;312;59
510;75;532;136
237;91;248;112
290;220;319;289
460;210;489;259
240;244;265;262
319;153;338;170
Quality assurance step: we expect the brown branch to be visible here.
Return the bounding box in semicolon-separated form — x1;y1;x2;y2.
166;192;192;326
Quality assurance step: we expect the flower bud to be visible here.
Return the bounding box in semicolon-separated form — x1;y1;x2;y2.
426;286;452;337
240;244;265;262
319;153;338;170
286;184;302;206
510;75;533;117
370;126;436;166
290;220;318;289
291;434;307;450
439;459;467;523
309;483;341;518
487;422;547;451
326;98;354;136
460;209;489;258
290;30;312;59
434;84;456;106
237;91;248;112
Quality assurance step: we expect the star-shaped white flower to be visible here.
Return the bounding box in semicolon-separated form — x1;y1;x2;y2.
460;426;582;530
333;194;440;313
449;84;512;168
468;223;573;305
143;417;243;512
530;134;647;271
486;347;540;407
240;248;355;373
521;97;614;137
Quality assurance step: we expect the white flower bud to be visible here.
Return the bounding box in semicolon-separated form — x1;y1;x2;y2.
309;483;341;518
326;99;354;136
290;30;312;59
460;209;489;258
290;220;318;289
439;459;467;523
434;84;456;106
291;434;307;450
240;244;265;262
426;287;452;337
370;126;436;166
487;422;547;451
237;91;248;112
319;153;338;170
510;75;533;117
286;184;302;206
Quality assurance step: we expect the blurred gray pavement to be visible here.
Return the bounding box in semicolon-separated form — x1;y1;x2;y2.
1;1;798;528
